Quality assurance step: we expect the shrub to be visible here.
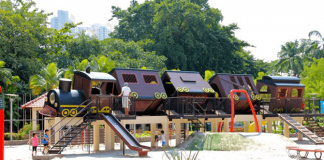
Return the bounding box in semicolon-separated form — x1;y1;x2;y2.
4;133;24;140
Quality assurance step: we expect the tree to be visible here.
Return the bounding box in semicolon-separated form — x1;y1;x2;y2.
0;0;52;82
100;39;167;72
89;55;116;73
301;58;324;98
0;61;12;87
64;59;89;79
309;30;324;58
110;0;250;74
276;40;306;77
29;63;64;95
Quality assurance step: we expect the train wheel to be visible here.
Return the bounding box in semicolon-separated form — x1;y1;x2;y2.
208;88;215;93
131;92;138;99
70;109;78;117
251;94;256;100
256;95;262;100
62;109;70;117
161;92;168;99
154;92;162;99
176;87;183;92
91;106;97;114
203;88;209;93
101;107;111;113
215;92;219;98
233;94;239;100
183;87;189;92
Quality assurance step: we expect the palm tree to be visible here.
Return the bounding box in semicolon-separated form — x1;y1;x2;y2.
276;40;305;77
0;61;12;86
64;59;89;79
29;63;64;95
89;55;115;73
308;30;324;58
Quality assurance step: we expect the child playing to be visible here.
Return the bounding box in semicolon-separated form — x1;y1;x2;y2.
161;130;166;150
42;129;50;154
27;133;38;156
155;131;159;151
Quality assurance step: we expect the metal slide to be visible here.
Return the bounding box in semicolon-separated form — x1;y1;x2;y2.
100;113;151;156
278;114;324;144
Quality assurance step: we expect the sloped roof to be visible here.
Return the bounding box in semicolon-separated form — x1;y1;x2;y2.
74;71;116;81
20;93;47;109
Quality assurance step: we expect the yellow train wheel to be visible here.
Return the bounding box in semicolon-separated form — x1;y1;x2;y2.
208;88;215;93
101;107;111;113
251;94;256;100
203;88;209;93
161;92;168;99
70;109;78;117
228;94;232;99
183;87;189;92
176;87;183;92
131;92;138;99
233;94;239;100
91;106;97;114
62;109;70;117
154;92;161;99
215;92;219;98
256;95;262;100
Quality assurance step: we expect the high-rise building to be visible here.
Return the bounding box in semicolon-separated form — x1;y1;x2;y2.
50;10;75;32
90;23;111;40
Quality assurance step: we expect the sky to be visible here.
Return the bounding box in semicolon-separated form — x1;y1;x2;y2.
32;0;324;62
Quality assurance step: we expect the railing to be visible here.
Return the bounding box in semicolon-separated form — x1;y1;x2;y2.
164;97;231;117
96;95;137;117
47;100;95;144
259;97;324;116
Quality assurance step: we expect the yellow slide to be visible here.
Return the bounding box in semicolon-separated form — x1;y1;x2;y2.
248;121;267;132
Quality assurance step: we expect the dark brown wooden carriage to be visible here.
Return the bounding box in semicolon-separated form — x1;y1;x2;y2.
208;73;260;113
256;76;305;113
110;68;167;114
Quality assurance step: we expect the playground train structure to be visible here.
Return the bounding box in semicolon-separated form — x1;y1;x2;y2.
39;68;306;119
39;68;323;155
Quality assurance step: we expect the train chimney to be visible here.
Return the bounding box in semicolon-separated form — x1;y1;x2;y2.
59;78;72;92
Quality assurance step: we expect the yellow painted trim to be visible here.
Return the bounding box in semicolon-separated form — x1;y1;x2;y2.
61;105;86;108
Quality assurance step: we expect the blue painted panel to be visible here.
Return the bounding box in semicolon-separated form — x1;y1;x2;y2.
320;101;324;114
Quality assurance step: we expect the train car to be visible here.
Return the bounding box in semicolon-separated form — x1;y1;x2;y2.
161;70;216;116
208;73;260;114
40;69;117;117
110;68;167;115
256;76;304;113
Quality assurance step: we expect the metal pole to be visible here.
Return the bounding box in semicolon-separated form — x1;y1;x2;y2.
10;98;13;141
123;142;125;155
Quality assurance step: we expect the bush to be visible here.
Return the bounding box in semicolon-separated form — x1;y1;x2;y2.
4;133;24;140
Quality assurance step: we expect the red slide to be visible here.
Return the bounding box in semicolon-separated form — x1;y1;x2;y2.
100;113;151;156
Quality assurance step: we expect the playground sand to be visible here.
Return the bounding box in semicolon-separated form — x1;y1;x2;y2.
4;133;320;160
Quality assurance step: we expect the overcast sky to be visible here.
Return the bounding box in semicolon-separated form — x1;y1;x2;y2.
32;0;324;62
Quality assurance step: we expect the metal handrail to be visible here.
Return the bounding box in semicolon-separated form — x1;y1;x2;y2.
49;107;97;154
47;100;95;142
47;100;89;132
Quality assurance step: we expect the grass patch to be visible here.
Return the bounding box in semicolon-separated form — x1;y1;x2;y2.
184;133;253;151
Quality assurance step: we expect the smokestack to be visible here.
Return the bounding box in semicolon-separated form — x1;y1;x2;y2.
59;78;72;92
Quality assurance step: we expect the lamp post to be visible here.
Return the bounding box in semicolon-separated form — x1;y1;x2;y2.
6;94;18;141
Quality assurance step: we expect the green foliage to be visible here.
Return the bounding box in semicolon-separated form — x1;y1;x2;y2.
4;133;24;140
29;63;64;95
89;55;115;73
254;72;264;85
135;131;151;138
163;148;200;160
301;58;324;98
0;0;51;82
110;0;259;75
204;70;214;81
101;39;167;72
276;40;306;77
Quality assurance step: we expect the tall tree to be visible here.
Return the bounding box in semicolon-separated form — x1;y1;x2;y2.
0;0;52;82
110;0;250;74
301;58;324;98
29;63;64;95
276;40;306;77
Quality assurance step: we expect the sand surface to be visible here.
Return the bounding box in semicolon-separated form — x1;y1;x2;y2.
4;133;324;160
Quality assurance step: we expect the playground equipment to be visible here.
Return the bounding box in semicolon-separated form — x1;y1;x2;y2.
229;89;259;132
248;121;267;132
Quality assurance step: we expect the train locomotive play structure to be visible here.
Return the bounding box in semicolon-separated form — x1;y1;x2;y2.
39;67;324;156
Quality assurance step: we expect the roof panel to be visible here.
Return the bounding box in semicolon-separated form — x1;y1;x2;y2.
74;71;116;81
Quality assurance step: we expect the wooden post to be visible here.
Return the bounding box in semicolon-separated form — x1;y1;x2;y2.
105;124;114;151
175;122;181;146
267;120;272;133
93;123;100;151
284;122;289;138
224;120;229;132
244;121;250;132
150;123;156;148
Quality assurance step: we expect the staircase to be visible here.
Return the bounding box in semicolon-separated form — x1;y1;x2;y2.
189;118;205;132
278;114;324;144
45;100;98;154
48;116;97;154
304;117;324;137
181;123;187;142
